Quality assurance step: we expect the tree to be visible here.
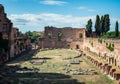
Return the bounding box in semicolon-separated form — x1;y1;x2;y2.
95;15;101;36
86;19;92;37
25;31;33;36
104;14;110;33
100;16;104;35
115;21;119;37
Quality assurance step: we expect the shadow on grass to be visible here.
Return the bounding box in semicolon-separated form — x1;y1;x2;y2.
31;57;52;60
2;49;40;65
0;65;86;84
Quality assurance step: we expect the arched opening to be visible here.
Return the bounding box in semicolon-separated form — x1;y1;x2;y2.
48;32;52;39
67;44;70;48
76;45;79;49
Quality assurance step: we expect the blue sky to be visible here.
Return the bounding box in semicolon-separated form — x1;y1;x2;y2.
0;0;120;32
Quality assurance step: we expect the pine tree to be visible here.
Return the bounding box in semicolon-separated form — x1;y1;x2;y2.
115;21;119;37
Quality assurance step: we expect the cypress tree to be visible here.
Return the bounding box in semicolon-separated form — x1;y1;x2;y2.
95;15;101;36
100;16;104;35
115;21;119;37
86;19;92;37
104;14;110;33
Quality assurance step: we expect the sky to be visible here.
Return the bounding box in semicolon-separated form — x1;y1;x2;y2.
0;0;120;32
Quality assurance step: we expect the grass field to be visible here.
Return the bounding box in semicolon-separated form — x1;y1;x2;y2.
0;49;117;84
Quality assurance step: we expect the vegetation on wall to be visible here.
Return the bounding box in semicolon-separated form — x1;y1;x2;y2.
98;38;102;44
48;32;52;39
57;32;62;41
79;33;83;38
106;43;114;51
89;40;93;47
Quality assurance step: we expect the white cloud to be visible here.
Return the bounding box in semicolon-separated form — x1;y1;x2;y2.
8;13;95;32
40;0;67;6
77;6;96;12
110;17;120;31
88;9;96;12
8;13;119;32
77;6;87;10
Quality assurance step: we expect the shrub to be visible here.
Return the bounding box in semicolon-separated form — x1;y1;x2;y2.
106;43;114;51
98;38;102;44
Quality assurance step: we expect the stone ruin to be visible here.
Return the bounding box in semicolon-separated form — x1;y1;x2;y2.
38;26;86;49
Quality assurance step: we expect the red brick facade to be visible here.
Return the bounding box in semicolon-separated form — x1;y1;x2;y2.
39;26;86;49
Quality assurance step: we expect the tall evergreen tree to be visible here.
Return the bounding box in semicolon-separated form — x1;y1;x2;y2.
100;16;104;35
104;14;110;33
86;19;92;37
115;21;119;37
95;15;101;36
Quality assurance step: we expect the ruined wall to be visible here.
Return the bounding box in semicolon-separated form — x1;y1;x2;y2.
84;38;120;68
0;4;32;65
39;26;85;49
0;4;13;60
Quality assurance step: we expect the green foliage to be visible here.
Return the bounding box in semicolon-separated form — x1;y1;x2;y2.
48;33;52;38
102;32;120;39
101;16;105;35
57;32;62;41
104;14;110;33
86;19;92;37
112;43;114;48
25;31;43;40
106;43;114;52
95;15;101;36
89;41;93;47
94;14;110;37
98;38;102;44
115;21;119;37
106;42;108;46
91;41;93;47
79;33;83;38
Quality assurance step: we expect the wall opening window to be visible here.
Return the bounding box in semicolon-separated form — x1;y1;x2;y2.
48;32;52;39
79;33;83;38
76;45;79;49
57;32;62;41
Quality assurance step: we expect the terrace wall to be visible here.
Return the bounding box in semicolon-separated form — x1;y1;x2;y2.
84;38;120;69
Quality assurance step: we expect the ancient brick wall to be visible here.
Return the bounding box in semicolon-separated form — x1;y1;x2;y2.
84;38;120;69
0;4;13;60
39;26;85;49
